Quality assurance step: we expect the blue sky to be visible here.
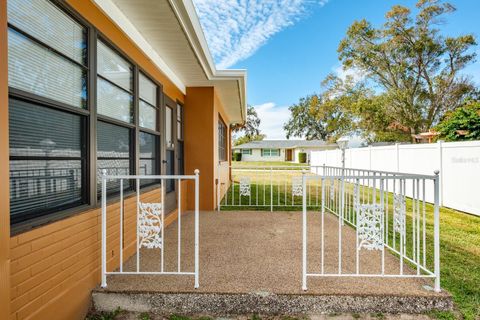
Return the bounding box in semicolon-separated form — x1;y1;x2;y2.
194;0;480;139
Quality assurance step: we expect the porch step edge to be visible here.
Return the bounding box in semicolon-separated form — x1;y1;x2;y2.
91;291;453;316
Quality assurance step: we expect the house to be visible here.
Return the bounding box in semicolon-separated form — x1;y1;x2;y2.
233;140;337;163
0;0;246;319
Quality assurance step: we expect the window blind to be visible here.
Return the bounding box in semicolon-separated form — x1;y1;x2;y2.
9;99;84;221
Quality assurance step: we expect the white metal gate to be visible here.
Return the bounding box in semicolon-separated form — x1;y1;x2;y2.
100;170;200;288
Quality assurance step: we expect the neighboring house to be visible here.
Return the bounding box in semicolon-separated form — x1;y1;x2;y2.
234;140;337;163
0;1;246;319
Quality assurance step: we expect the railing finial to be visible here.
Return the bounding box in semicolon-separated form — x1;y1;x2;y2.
434;170;440;176
194;169;200;175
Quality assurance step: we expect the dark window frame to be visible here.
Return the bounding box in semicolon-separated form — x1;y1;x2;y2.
8;0;91;230
8;0;167;233
218;116;227;162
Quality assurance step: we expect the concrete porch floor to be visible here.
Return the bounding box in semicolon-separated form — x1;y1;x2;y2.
94;211;451;315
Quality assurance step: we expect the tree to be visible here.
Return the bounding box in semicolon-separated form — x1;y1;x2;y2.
436;100;480;141
283;76;356;142
233;105;264;145
338;0;477;137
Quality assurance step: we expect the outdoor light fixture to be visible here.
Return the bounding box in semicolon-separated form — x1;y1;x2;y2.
336;137;349;150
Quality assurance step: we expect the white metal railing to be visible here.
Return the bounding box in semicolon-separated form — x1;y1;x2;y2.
100;169;200;288
218;165;323;211
301;170;441;292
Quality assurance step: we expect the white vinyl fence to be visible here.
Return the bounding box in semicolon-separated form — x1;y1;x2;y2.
310;141;480;216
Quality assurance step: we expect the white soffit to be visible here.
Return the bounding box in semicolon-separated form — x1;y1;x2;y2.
93;0;247;124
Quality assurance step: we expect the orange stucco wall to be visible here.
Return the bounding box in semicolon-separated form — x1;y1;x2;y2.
184;87;232;210
9;186;188;320
2;1;233;318
1;1;11;319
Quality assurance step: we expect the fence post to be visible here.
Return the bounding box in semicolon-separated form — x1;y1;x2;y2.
395;143;400;172
437;140;444;206
302;170;307;291
101;169;107;288
194;169;200;289
433;170;441;292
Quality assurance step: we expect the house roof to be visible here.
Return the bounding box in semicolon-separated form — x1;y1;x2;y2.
93;0;247;124
233;140;337;149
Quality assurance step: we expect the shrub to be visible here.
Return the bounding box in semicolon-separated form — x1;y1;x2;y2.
298;152;307;163
233;152;242;161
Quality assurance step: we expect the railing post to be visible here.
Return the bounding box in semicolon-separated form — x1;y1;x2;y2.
101;169;107;288
194;169;200;289
433;170;441;292
302;170;307;291
217;163;220;212
270;166;273;212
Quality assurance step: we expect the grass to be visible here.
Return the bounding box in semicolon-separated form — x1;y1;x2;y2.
232;161;307;168
220;169;480;320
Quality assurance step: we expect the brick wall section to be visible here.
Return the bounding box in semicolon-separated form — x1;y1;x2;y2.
9;181;188;320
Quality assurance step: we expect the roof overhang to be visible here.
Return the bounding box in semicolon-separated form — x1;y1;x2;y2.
93;0;247;124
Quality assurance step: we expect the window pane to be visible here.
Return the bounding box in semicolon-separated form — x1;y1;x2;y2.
166;150;175;192
165;107;173;147
97;121;131;158
9;99;85;221
139;100;156;130
177;141;184;175
10;160;83;219
177;104;183;140
139;73;157;106
140;132;159;186
97;40;132;92
7;0;87;64
8;29;87;108
9;99;82;158
97;122;131;194
218;119;226;161
97;77;133;123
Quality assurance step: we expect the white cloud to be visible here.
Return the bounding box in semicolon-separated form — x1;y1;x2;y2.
254;102;291;139
193;0;329;69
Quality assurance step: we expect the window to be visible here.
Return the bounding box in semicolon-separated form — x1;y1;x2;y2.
97;121;131;195
218;117;227;161
262;149;280;157
7;0;88;225
139;132;159;186
9;99;86;224
139;73;158;131
165;106;173;148
241;149;252;155
97;40;133;123
177;104;184;175
7;0;87;109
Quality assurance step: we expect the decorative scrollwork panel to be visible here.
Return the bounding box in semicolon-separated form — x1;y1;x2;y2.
292;176;303;196
239;177;251;196
138;202;163;249
357;204;384;251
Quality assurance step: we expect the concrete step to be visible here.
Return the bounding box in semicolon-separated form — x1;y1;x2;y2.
91;290;453;316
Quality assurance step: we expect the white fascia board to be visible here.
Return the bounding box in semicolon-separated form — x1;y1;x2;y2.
93;0;186;94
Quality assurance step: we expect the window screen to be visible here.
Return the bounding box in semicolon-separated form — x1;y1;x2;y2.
9;99;85;223
97;121;131;194
241;149;252;155
139;132;159;186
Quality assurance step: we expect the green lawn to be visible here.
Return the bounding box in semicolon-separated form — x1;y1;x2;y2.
232;160;307;168
220;170;480;320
